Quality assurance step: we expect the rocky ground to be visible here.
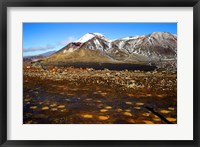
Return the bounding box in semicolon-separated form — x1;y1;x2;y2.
23;64;177;124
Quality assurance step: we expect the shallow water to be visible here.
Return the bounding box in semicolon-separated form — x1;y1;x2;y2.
23;70;177;124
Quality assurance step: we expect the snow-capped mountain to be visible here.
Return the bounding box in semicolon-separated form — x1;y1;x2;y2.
110;32;177;62
76;33;109;43
43;32;177;65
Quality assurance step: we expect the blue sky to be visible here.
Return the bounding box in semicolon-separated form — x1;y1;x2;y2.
23;23;177;57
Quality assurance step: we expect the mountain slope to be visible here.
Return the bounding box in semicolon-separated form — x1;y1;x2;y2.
109;32;177;61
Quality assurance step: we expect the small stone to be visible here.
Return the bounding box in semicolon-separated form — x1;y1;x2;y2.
100;92;107;96
125;109;131;112
134;107;141;110
86;98;92;101
30;106;37;109
143;120;154;124
50;103;57;107
127;118;135;123
24;98;31;102
146;94;152;97
100;109;108;112
168;107;175;111
116;108;123;112
127;93;134;97
60;109;67;112
166;117;177;122
157;95;163;98
57;105;65;109
42;106;49;110
136;102;144;106
123;112;133;116
154;115;159;118
81;114;93;118
98;116;109;120
51;108;58;111
98;104;104;108
153;118;161;121
142;113;150;117
125;102;132;105
105;106;112;109
26;120;33;124
160;110;170;114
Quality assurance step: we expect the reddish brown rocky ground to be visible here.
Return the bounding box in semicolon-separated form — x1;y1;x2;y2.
23;65;177;124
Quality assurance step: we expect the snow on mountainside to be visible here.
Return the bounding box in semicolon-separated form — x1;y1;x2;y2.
43;32;177;68
110;32;177;61
77;33;106;43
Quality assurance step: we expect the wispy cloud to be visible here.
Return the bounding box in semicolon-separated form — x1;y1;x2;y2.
57;37;77;46
23;44;55;52
23;36;77;53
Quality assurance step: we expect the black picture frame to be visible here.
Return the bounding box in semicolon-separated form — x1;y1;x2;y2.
0;0;199;146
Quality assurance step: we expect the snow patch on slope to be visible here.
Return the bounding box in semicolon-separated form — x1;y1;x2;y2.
63;48;77;53
121;35;145;40
94;39;103;50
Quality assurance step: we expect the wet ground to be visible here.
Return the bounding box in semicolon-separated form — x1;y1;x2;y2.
23;65;177;124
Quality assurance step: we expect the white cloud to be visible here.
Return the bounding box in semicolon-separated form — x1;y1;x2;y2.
58;37;77;46
23;44;55;52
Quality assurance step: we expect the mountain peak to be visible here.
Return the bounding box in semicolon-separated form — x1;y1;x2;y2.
149;32;173;37
147;32;176;41
92;32;104;37
77;33;105;43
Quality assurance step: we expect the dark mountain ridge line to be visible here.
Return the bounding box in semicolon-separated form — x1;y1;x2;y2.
40;62;157;71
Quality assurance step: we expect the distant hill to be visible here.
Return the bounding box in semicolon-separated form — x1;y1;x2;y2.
23;50;56;62
40;51;56;57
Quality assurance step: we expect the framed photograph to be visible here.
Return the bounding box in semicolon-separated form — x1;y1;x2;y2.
0;0;199;146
